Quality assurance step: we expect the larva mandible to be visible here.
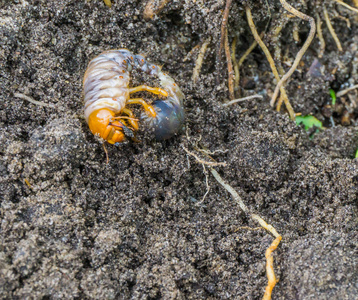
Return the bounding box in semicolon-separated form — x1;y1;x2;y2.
83;49;185;144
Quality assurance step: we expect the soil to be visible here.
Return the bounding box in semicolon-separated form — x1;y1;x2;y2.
1;0;358;299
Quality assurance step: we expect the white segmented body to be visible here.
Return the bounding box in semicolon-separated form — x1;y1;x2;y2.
83;49;185;142
83;49;183;122
83;50;130;122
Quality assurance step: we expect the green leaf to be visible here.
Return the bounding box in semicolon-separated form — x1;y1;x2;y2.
355;149;358;158
296;115;323;131
329;89;336;105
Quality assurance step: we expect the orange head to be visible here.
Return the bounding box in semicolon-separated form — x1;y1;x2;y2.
88;109;136;144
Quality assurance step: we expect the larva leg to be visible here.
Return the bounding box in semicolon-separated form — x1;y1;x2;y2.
122;108;139;130
129;85;168;97
126;98;157;118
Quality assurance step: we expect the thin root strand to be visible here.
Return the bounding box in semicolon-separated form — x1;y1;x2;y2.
184;145;282;300
224;28;235;100
232;33;262;94
103;143;109;164
263;235;282;300
218;0;233;62
323;6;343;51
14;93;58;109
209;168;282;300
332;0;358;13
316;13;326;58
270;0;316;107
192;37;211;83
245;6;295;120
209;168;249;213
223;94;263;106
182;146;227;167
336;84;358;97
217;0;233;83
231;37;240;92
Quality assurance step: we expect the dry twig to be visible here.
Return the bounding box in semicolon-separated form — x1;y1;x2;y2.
271;0;316;107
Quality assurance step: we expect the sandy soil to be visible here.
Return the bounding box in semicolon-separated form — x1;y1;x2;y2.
1;0;358;299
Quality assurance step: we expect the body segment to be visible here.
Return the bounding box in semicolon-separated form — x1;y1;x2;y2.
83;49;185;144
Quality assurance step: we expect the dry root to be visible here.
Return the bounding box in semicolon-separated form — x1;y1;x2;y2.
336;84;358;97
192;38;211;84
333;0;358;13
269;14;290;62
224;28;235;100
263;235;282;300
210;169;282;300
218;0;233;64
292;21;300;43
14;93;58;109
323;6;343;51
216;0;234;99
232;34;262;94
270;0;316;107
182;145;227;167
183;145;283;300
245;6;295;120
103;143;109;164
316;13;326;58
223;94;263;106
231;37;239;92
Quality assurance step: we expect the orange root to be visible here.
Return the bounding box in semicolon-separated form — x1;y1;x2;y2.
263;235;282;300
